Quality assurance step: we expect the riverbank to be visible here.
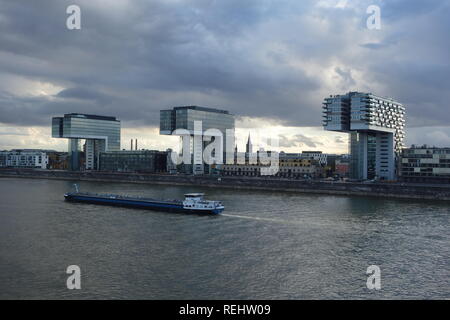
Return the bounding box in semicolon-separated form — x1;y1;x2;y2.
1;168;450;201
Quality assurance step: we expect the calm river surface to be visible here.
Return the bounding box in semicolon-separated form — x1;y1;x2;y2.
0;177;448;299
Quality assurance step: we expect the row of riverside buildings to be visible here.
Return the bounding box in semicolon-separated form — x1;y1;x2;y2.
0;148;171;173
2;94;450;183
3;144;450;183
0;147;349;179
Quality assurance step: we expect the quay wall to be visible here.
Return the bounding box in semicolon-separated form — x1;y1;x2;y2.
1;168;450;201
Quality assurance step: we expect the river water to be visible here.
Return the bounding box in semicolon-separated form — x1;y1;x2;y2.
0;177;448;299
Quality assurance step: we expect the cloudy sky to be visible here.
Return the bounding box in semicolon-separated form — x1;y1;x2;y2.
0;0;449;153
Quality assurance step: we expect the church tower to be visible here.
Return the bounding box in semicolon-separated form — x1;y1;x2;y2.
246;133;253;154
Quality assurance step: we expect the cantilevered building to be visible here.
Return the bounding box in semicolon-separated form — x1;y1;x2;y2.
323;92;406;180
52;113;121;170
160;106;235;175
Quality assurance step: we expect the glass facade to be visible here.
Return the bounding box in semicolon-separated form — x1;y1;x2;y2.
68;139;81;171
160;106;235;134
160;106;235;174
180;108;234;133
322;96;350;131
52;118;63;137
99;150;167;173
367;133;377;180
349;132;364;180
61;115;120;151
51;113;121;170
160;110;175;134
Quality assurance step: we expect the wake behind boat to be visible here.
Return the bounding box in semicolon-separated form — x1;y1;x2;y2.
64;185;224;215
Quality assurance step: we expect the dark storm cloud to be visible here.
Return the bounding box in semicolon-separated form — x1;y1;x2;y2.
0;0;449;129
55;87;111;102
356;0;450;127
0;90;98;126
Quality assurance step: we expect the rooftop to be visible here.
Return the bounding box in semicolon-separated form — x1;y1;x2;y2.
172;106;231;115
63;113;119;121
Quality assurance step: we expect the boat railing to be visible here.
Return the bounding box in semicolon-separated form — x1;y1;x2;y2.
185;200;223;208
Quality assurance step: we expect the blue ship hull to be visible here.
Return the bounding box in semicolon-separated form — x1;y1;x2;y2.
64;193;223;215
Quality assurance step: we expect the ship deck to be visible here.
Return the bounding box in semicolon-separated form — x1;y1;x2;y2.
67;192;183;205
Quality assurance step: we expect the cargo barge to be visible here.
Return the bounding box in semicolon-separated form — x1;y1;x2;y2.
64;187;224;214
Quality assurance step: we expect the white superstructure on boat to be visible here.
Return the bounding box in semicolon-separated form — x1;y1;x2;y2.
182;193;224;213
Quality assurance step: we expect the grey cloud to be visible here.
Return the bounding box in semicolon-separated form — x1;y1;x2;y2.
360;43;388;50
334;67;356;89
55;87;112;103
295;134;322;148
278;135;298;148
0;132;28;136
359;35;400;50
407;126;450;147
277;133;321;149
335;136;346;144
381;0;447;20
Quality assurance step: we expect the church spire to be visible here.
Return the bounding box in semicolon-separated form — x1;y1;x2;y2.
246;133;253;154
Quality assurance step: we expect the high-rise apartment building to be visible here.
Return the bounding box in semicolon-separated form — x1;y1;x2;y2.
323;92;405;180
52;113;121;170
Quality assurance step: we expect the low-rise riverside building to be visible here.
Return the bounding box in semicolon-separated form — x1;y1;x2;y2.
99;150;168;173
0;149;49;169
335;157;350;177
400;145;450;183
0;151;6;167
278;157;323;178
47;151;69;170
221;152;324;178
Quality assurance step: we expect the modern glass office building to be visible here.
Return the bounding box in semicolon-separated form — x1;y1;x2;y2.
99;150;168;173
160;106;235;174
324;92;405;180
160;106;234;135
52;113;121;170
